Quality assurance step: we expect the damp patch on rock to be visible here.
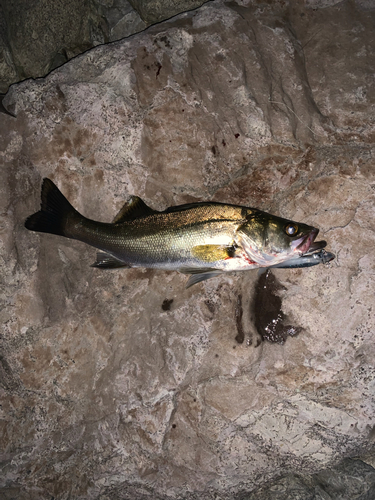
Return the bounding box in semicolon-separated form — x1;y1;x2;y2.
252;270;301;344
161;298;173;311
235;294;245;344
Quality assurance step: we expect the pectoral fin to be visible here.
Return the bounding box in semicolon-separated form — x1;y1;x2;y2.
191;244;236;263
91;251;131;269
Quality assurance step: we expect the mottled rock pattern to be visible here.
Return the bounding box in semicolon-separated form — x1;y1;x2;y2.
1;1;375;499
246;459;375;500
0;0;208;92
0;0;107;92
128;0;208;23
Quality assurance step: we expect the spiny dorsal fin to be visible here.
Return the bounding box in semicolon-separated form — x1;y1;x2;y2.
91;250;131;269
113;196;158;223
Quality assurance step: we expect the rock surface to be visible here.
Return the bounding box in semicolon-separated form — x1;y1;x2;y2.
246;459;375;500
128;0;208;23
0;0;208;92
1;1;375;499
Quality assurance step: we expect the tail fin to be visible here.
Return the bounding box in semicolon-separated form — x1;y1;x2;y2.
25;178;79;237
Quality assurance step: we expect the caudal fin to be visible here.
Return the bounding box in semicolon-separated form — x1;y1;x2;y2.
25;178;79;237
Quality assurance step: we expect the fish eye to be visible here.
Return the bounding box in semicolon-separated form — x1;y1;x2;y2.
285;223;298;236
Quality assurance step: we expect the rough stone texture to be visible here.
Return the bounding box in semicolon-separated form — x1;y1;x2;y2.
93;0;147;42
0;0;106;92
1;0;375;499
0;0;208;93
128;0;209;23
246;459;375;500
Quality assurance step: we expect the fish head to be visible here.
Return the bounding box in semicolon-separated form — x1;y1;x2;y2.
236;211;324;267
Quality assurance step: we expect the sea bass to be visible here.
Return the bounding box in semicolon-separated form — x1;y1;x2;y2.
25;178;334;287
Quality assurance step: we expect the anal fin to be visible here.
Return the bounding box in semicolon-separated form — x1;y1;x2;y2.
91;251;131;269
179;267;223;288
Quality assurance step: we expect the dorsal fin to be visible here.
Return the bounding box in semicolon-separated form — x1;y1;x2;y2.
112;196;158;223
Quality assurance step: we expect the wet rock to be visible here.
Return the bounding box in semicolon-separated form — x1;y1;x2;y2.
235;294;245;344
1;1;375;499
253;270;301;344
161;298;174;311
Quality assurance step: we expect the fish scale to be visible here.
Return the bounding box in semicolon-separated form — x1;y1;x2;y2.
25;178;335;287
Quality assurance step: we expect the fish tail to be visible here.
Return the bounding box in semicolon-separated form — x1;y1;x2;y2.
25;178;80;237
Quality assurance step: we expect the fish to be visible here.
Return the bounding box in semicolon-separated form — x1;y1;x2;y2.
24;178;335;288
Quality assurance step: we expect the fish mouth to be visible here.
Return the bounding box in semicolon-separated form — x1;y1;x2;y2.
292;229;327;255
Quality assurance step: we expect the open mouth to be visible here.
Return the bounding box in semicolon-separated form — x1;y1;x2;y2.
293;229;327;255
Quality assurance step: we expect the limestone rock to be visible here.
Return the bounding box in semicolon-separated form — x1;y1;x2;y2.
128;0;209;23
1;1;375;498
0;0;145;92
246;459;375;500
1;0;103;91
0;0;209;93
